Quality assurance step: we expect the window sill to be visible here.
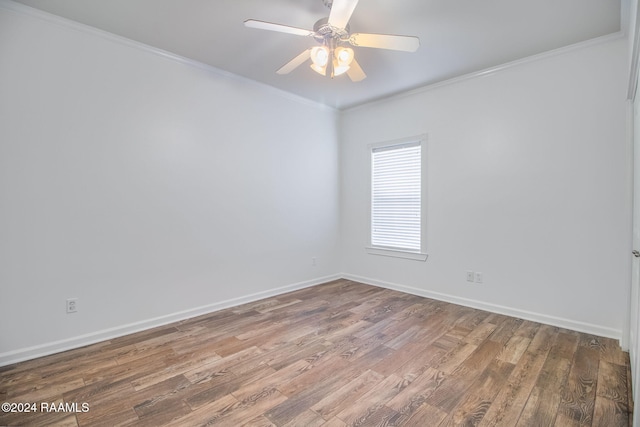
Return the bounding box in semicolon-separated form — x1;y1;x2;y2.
365;247;428;261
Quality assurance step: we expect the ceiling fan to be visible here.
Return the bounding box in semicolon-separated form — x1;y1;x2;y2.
244;0;420;82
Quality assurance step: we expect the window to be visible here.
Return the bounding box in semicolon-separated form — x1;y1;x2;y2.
367;136;427;261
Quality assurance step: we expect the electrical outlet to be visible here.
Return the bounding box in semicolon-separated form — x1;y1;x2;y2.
312;257;317;267
474;272;483;284
466;271;474;282
66;298;78;314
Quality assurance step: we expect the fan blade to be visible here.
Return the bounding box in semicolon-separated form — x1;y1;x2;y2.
328;0;359;29
277;49;312;74
244;19;315;37
347;58;366;82
350;33;420;52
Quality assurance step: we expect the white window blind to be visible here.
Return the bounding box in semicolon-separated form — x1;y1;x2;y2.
371;142;421;252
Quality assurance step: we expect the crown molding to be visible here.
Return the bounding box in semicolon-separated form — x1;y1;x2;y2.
0;0;337;113
344;31;625;112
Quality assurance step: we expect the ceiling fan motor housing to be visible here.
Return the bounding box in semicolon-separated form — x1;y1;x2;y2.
313;17;350;45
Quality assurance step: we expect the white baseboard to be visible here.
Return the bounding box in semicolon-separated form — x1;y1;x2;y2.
1;272;624;367
341;273;623;342
0;274;341;367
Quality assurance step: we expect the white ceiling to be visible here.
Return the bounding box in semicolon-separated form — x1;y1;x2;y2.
11;0;624;109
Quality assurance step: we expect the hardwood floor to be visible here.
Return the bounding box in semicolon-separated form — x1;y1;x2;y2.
0;279;633;426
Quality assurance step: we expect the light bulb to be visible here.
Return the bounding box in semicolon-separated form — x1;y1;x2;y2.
335;47;354;67
311;46;329;67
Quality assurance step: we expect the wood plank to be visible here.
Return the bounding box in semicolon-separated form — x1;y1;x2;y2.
185;364;275;410
281;409;326;427
440;359;514;426
165;393;238;426
497;335;531;364
264;377;347;425
384;367;446;423
65;379;139;426
310;369;384;420
464;321;499;346
555;345;599;426
426;340;502;413
334;374;409;425
515;332;578;426
232;359;310;402
397;402;448;426
478;324;557;427
275;354;357;397
320;417;347;427
592;360;630;426
242;415;277;427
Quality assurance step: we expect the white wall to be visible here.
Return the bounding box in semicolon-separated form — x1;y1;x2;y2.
340;36;630;339
0;3;340;364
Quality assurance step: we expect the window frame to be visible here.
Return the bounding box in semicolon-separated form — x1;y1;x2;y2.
366;134;428;261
